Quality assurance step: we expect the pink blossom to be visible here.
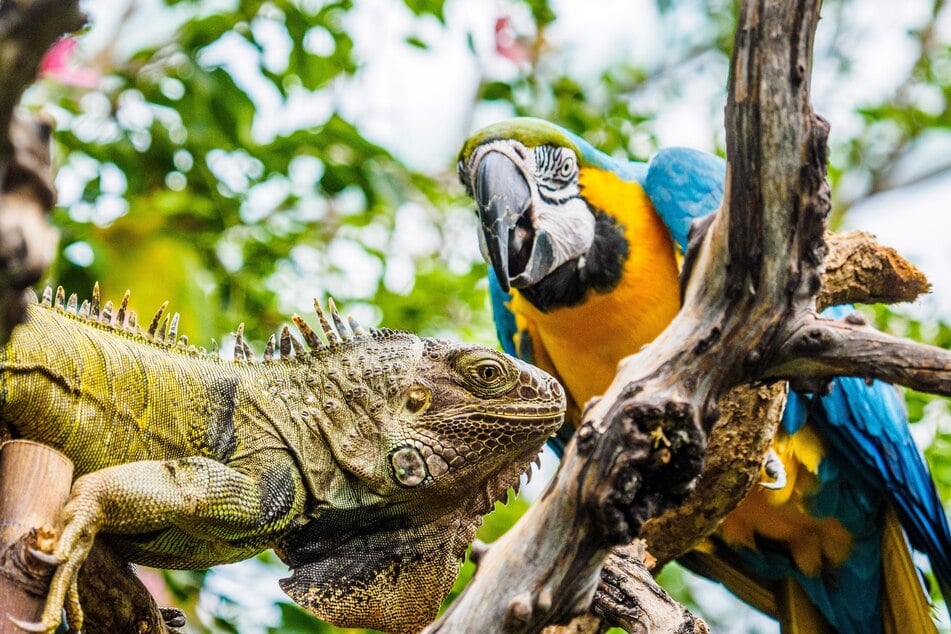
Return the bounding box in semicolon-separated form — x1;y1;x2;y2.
495;16;531;65
39;38;99;89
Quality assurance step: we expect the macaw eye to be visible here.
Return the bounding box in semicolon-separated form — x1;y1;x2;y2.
560;156;575;177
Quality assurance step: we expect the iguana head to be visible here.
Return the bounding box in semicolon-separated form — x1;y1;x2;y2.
272;301;565;633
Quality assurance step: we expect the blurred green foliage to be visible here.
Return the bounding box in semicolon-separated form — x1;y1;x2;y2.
24;0;951;631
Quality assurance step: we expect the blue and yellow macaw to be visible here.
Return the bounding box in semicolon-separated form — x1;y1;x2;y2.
456;117;951;633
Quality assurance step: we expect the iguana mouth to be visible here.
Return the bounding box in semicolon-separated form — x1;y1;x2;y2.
500;410;563;420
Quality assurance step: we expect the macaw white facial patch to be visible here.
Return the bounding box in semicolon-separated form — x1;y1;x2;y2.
528;196;594;270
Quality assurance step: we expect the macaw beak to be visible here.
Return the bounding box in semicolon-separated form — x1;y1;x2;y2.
474;151;536;292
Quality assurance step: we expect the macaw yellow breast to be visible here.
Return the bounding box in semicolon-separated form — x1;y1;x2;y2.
510;167;682;410
719;423;853;576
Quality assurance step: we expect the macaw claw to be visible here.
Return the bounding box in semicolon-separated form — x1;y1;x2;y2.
759;448;787;490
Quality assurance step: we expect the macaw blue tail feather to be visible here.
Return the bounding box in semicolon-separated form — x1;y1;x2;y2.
811;307;951;602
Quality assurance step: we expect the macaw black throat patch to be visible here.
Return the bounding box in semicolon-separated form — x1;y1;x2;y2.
519;209;628;312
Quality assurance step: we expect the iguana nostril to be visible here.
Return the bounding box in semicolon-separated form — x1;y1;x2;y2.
391;446;427;486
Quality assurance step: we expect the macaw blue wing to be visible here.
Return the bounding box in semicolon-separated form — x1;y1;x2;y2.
641;147;726;252
733;385;883;633
780;391;885;633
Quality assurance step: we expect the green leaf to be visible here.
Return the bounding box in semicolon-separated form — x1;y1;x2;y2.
402;0;446;23
406;35;429;49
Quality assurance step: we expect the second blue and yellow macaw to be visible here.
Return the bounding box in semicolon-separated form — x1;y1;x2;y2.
456;117;951;633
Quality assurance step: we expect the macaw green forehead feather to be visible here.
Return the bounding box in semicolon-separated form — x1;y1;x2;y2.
460;117;581;157
459;117;625;173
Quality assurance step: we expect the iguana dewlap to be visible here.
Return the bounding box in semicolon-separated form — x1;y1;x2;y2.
0;284;565;634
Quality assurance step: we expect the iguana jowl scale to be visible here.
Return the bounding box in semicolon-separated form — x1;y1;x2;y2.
0;284;565;633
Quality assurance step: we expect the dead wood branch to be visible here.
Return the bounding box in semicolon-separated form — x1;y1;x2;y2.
0;0;85;342
545;229;933;632
580;231;933;630
639;383;786;568
0;440;72;626
591;542;710;634
769;315;951;394
640;229;932;568
822;230;931;307
78;543;185;634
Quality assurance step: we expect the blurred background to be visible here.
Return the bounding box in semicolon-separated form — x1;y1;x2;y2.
25;0;951;631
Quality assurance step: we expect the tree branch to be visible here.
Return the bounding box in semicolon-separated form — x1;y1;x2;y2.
0;0;85;343
769;314;951;394
585;231;932;629
820;230;931;308
590;542;709;634
639;383;786;568
0;0;85;145
78;542;185;634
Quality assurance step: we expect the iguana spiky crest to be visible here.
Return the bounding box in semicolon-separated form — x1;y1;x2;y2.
33;283;388;360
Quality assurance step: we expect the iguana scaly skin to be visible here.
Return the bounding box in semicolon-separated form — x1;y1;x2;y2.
0;284;565;633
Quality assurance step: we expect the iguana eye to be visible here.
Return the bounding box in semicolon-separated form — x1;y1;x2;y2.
454;349;518;397
468;359;506;388
391;446;427;487
477;363;501;382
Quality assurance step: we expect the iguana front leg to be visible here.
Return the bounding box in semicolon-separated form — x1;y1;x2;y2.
12;454;306;633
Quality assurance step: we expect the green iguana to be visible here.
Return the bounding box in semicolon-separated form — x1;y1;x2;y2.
0;284;565;633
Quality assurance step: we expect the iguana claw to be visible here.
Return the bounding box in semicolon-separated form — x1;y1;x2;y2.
759;448;787;490
4;577;83;634
15;489;99;634
8;616;47;632
26;546;61;566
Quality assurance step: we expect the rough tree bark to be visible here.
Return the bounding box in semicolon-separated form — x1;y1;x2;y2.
427;1;951;632
0;441;72;626
0;0;84;343
640;230;932;571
